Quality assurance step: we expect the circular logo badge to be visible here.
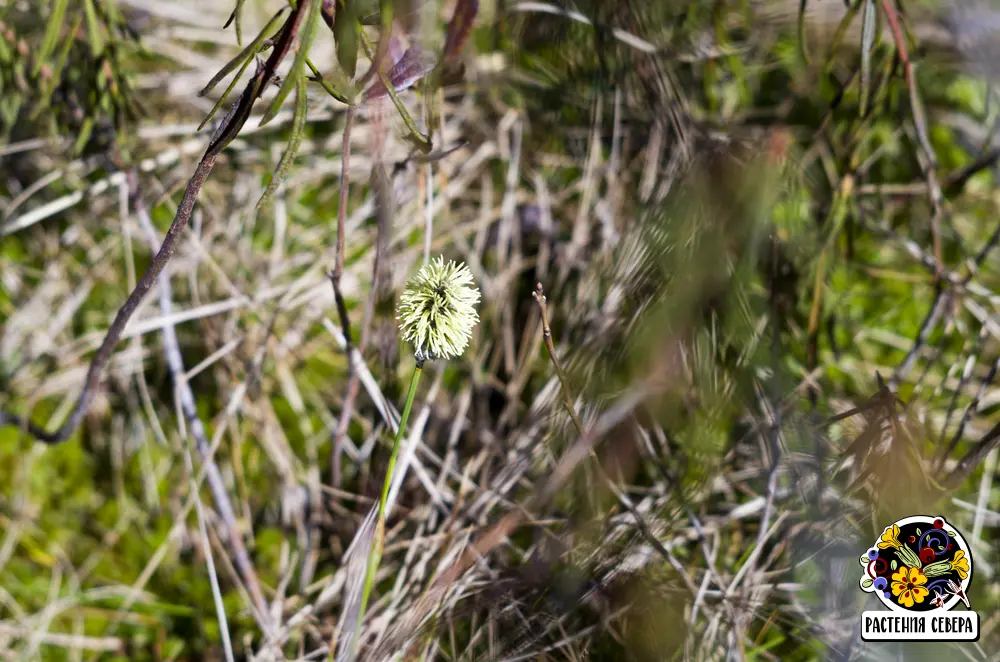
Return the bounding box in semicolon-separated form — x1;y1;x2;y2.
859;515;973;612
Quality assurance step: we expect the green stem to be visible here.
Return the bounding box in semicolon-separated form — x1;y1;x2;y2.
354;361;424;643
305;57;353;104
358;30;431;149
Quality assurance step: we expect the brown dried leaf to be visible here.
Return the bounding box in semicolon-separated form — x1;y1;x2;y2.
443;0;478;61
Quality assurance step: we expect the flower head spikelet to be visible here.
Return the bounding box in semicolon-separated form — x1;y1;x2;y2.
397;256;480;361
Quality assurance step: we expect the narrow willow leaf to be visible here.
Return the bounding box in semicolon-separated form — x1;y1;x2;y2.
365;46;436;100
36;0;69;75
198;47;257;131
260;0;321;126
200;7;286;98
224;0;249;46
257;76;308;209
443;0;478;61
82;0;103;55
335;0;358;79
320;0;335;31
359;0;394;86
824;1;863;73
305;57;355;104
207;66;264;154
358;31;429;148
860;0;876;116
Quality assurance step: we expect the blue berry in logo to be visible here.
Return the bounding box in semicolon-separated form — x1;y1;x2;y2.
883;591;892;599
867;548;879;560
874;577;887;591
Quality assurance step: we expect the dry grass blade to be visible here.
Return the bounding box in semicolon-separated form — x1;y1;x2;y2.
335;505;379;662
257;75;308;209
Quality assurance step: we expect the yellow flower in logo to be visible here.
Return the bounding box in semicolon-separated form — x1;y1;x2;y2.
950;550;969;580
891;566;929;608
878;524;902;550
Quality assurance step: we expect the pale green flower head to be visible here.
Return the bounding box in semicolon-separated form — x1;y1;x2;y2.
397;256;481;362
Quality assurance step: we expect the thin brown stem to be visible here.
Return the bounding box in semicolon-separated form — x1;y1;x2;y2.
945;421;1000;490
0;2;310;445
881;0;943;278
531;283;586;436
0;153;217;443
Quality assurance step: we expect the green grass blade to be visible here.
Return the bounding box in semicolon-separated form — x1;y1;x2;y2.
82;0;104;55
334;0;358;80
35;0;69;76
257;75;308;209
198;47;257;131
259;0;320;126
860;0;876;116
31;12;81;120
199;7;286;98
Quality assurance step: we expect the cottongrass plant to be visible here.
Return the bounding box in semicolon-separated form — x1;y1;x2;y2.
337;256;480;660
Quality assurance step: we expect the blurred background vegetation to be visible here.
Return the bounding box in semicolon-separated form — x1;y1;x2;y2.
1;0;999;659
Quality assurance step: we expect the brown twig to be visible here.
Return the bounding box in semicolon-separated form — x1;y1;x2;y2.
937;353;1000;471
531;283;586;435
881;0;944;278
889;283;948;389
945;420;1000;490
0;1;310;444
0;153;217;443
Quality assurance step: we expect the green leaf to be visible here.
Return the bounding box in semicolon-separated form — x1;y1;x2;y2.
257;76;308;209
334;0;358;80
916;529;921;535
82;0;104;55
73;116;94;154
31;12;81;120
938;546;945;551
890;559;898;571
198;47;257;131
260;0;321;126
36;0;69;76
859;0;876;116
224;0;250;46
200;7;286;98
305;57;355;104
862;578;874;589
947;531;957;537
822;1;862;74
